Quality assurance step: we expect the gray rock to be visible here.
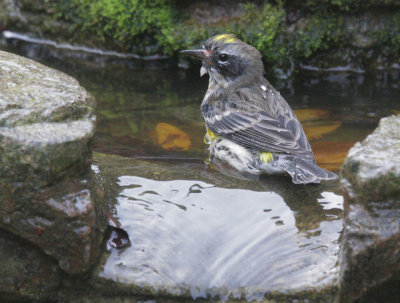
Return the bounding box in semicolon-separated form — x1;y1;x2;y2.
0;50;95;185
0;50;104;274
339;115;400;302
341;115;400;202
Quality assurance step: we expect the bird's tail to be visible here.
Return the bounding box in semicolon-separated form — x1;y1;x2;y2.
264;154;338;184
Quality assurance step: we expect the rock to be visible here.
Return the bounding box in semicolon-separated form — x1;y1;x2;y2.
339;115;400;302
341;115;400;202
0;229;60;302
0;50;94;185
0;0;73;43
0;50;104;274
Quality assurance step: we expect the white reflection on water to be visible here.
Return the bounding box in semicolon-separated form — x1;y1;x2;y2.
100;176;343;301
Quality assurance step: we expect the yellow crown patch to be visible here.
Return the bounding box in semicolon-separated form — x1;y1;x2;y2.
213;34;237;44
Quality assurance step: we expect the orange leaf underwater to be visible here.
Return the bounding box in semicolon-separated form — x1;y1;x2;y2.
294;109;328;121
302;121;341;140
154;123;191;151
294;109;341;140
312;141;355;171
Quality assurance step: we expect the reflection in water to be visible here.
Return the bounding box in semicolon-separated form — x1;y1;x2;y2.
101;175;343;301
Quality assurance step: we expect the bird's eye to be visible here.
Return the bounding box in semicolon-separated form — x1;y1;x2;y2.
218;53;229;62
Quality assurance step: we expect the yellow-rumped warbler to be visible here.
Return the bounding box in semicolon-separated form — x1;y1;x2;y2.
182;34;338;184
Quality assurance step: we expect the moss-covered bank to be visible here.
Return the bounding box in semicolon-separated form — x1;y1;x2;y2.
1;0;400;75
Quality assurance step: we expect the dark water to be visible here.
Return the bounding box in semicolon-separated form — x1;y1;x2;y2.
2;37;400;300
92;68;399;172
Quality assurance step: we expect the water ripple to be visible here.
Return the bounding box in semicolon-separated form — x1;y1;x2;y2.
100;175;343;301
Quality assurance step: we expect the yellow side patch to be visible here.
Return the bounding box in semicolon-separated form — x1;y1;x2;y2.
204;128;219;144
213;34;236;44
259;152;274;163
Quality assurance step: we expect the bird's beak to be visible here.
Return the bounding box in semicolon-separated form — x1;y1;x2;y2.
181;49;208;61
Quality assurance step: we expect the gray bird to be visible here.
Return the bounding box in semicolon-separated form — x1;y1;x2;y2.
182;34;338;184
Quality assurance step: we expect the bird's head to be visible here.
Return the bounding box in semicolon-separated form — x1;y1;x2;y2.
182;34;264;88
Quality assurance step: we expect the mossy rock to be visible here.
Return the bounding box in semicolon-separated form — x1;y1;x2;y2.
0;50;95;187
341;115;400;203
1;1;400;75
0;50;106;275
339;114;400;302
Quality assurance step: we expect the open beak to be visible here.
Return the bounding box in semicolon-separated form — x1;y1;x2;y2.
181;49;208;61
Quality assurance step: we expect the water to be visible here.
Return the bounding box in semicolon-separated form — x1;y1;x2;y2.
2;36;400;301
98;174;342;301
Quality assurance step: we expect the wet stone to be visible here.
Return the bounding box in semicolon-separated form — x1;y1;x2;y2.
88;152;343;302
0;50;102;274
339;114;400;302
107;227;131;249
1;176;104;274
0;229;60;302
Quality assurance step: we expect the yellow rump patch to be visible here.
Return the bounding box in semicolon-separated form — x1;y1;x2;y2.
259;152;274;163
213;34;237;44
204;128;219;144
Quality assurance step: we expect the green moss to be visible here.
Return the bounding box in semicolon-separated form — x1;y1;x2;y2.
374;11;400;55
51;1;287;58
303;0;371;12
44;0;400;73
164;2;287;70
292;13;343;59
53;0;176;53
239;2;287;68
49;0;341;71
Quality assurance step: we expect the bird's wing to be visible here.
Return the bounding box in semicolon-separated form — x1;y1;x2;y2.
203;103;312;155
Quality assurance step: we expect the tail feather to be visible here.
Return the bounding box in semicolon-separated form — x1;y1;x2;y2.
269;155;338;184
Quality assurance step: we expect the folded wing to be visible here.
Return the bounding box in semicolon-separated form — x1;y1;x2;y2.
203;105;314;159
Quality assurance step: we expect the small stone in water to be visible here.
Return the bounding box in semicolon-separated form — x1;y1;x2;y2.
108;227;131;249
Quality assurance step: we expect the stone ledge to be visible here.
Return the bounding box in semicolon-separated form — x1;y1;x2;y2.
0;50;104;276
339;114;400;302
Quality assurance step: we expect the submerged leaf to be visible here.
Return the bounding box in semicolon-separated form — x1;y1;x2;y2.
154;122;191;151
302;121;341;140
312;141;355;171
294;109;328;121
